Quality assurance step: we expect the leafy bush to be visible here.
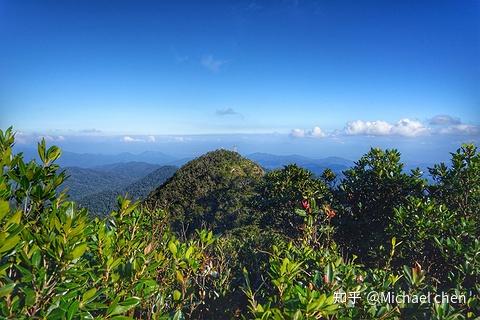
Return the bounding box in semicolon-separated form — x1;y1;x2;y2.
0;128;232;319
337;148;426;265
256;164;332;238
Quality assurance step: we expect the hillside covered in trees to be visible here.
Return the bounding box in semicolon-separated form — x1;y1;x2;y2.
77;165;177;216
61;162;165;200
1;127;479;319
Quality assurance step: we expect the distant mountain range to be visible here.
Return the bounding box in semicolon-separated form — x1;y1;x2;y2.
18;147;355;175
247;153;354;176
17;148;177;167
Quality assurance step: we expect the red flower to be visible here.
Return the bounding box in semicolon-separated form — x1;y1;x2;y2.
301;199;310;210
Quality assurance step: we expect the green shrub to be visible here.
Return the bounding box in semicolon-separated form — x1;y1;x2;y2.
0;128;232;319
337;148;426;266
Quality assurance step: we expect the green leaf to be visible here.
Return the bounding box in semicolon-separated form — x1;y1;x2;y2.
0;283;15;298
67;300;79;320
185;246;194;259
31;249;41;268
82;288;97;303
168;241;177;256
47;146;62;163
108;297;141;316
0;200;9;221
173;289;182;301
38;139;47;164
71;243;88;260
22;287;35;307
7;210;21;225
295;208;307;217
0;235;21;253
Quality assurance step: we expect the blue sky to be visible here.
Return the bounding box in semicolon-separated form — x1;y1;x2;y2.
0;0;479;160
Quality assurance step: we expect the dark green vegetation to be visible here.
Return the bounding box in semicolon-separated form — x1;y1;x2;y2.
1;126;479;319
61;163;176;215
79;166;177;215
146;150;264;235
61;162;164;200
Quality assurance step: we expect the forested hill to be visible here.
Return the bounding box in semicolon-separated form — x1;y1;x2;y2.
60;162;163;200
145;149;264;234
78;165;177;215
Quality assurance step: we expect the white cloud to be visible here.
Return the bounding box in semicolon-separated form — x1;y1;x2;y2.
290;126;326;138
201;55;227;72
290;128;305;138
391;119;428;137
122;135;159;143
345;120;393;136
123;136;139;142
345;119;428;137
310;126;326;138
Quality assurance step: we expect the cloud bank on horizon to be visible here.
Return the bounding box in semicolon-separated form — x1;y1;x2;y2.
291;115;479;139
14;113;479;143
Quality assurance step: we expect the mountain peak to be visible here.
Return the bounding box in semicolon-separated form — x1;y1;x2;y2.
145;149;264;234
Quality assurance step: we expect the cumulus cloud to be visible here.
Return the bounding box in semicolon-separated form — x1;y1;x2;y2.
290;126;326;138
345;119;428;137
290;128;306;138
310;126;326;138
201;55;227;72
429;115;461;126
345;120;392;136
391;119;428;137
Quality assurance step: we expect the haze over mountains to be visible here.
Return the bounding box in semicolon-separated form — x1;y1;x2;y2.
20;147;354;172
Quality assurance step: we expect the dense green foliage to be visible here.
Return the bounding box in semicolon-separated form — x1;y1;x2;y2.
336;148;426;265
61;162;164;201
1;127;479;319
256;164;333;237
145;150;264;236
